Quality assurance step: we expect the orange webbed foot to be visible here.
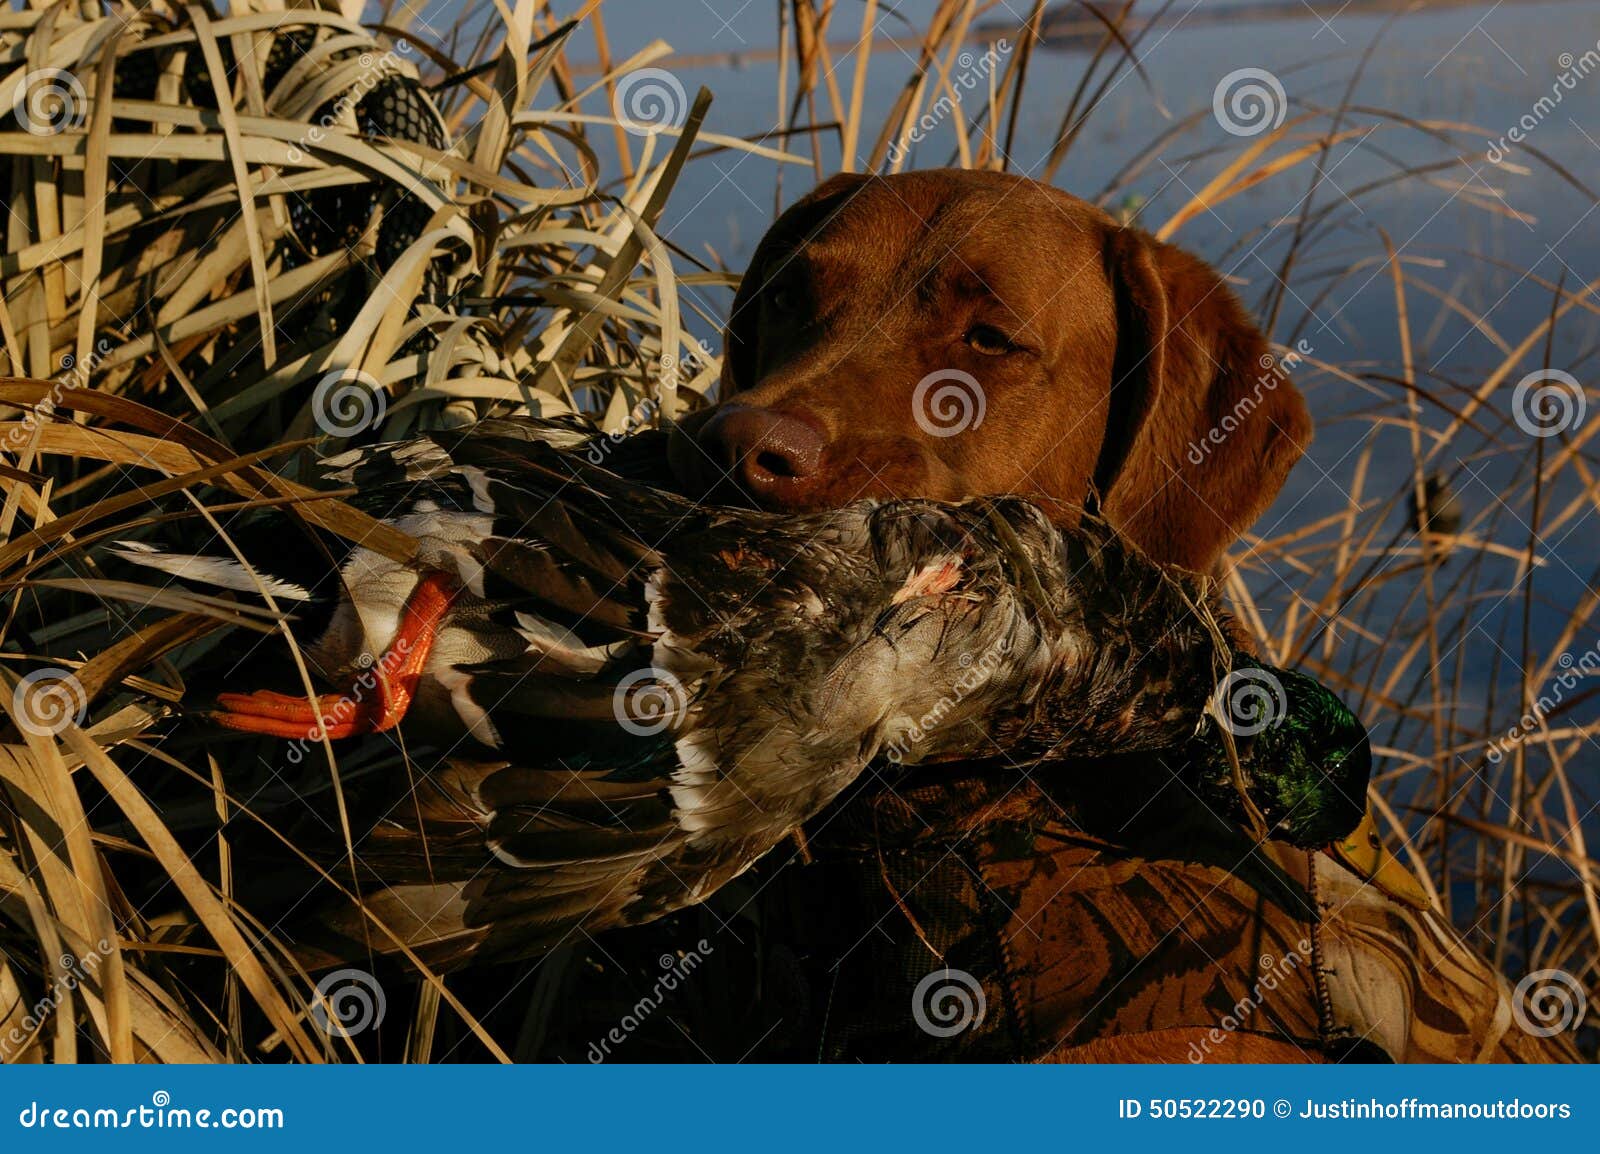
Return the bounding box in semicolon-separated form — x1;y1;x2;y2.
212;572;460;741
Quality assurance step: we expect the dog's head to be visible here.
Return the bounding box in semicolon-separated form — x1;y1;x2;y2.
669;169;1311;572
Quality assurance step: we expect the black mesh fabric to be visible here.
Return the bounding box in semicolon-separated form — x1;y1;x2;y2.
527;766;1120;1062
262;31;452;337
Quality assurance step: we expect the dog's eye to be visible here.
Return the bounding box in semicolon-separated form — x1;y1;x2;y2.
965;324;1015;356
767;285;799;313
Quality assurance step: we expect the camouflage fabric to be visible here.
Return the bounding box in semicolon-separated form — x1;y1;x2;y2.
533;755;1579;1063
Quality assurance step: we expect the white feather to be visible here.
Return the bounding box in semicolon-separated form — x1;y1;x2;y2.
454;465;496;514
433;663;502;748
108;543;312;601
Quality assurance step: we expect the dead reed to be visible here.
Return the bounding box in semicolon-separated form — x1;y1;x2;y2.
0;0;1594;1061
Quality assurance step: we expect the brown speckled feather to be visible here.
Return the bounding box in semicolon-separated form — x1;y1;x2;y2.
116;420;1279;968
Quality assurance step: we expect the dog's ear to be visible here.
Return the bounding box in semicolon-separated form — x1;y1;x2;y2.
1092;228;1168;505
721;172;872;396
1098;227;1312;573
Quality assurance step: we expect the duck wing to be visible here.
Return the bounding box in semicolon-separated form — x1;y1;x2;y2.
117;426;1064;966
118;422;1266;969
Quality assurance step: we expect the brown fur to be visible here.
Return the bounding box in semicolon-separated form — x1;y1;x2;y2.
669;168;1312;572
664;170;1320;1063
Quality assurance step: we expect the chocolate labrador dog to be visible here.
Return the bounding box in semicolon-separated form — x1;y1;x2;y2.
668;167;1311;573
524;168;1334;1063
540;171;1558;1063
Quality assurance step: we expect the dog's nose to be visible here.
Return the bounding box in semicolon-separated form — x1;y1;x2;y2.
698;404;826;504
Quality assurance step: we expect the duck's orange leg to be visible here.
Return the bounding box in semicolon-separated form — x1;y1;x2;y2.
213;572;459;740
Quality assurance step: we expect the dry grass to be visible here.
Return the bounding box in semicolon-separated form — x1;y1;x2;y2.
0;0;1594;1061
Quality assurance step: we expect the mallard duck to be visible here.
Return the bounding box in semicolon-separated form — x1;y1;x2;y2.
111;419;1370;967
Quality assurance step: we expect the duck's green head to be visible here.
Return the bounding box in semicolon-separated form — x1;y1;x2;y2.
1196;663;1372;848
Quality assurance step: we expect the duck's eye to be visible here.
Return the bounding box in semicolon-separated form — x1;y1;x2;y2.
965;324;1015;356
